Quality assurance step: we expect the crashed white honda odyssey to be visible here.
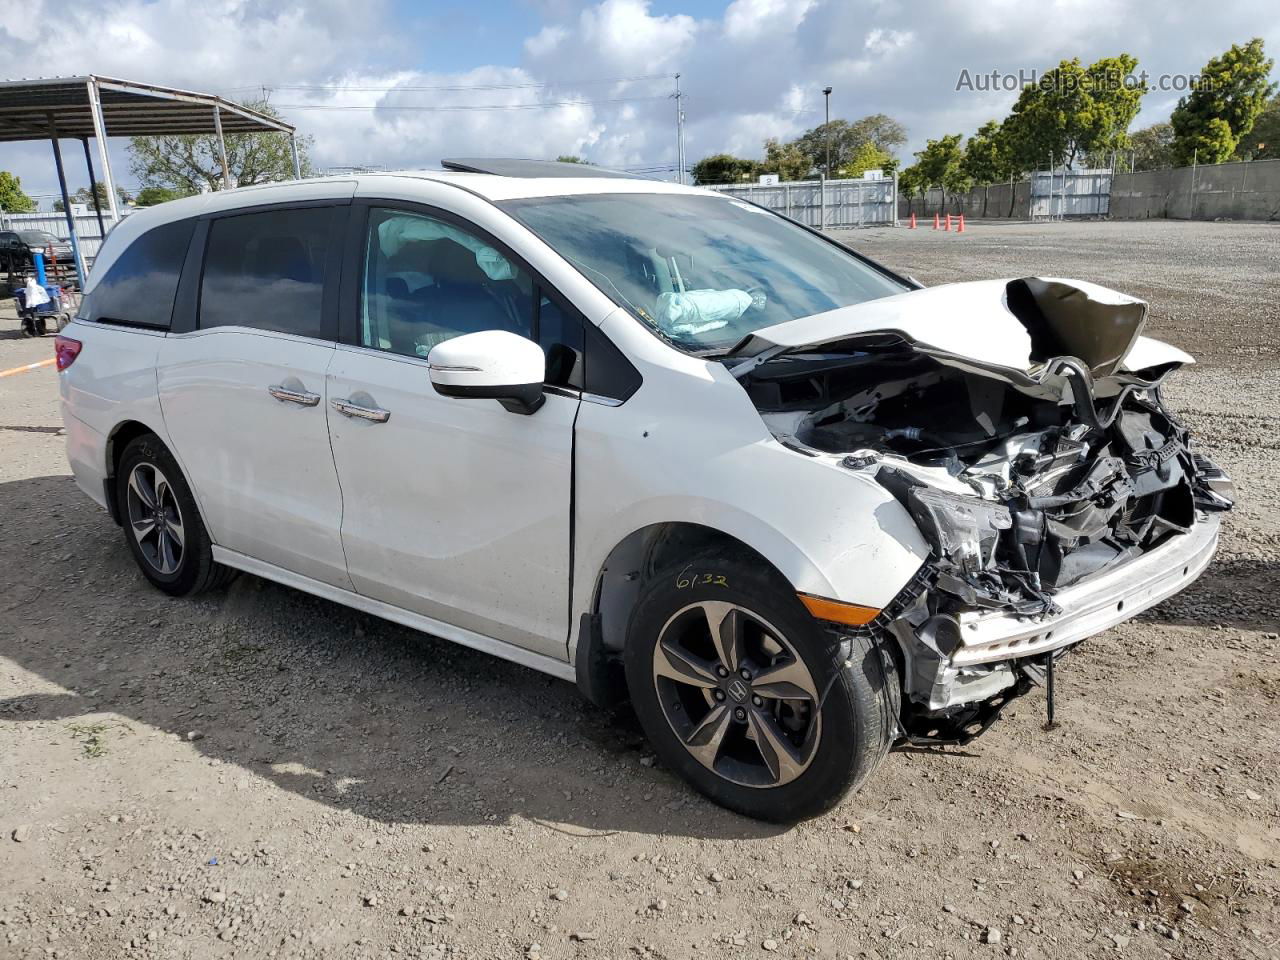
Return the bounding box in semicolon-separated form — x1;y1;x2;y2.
58;159;1232;822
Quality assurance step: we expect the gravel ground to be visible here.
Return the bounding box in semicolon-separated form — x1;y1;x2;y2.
1;219;1277;960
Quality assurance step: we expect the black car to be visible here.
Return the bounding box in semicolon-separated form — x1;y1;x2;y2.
0;229;75;267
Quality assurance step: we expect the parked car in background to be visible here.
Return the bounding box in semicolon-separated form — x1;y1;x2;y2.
0;228;75;267
55;160;1232;821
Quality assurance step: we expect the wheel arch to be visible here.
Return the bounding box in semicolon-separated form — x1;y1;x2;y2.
103;419;166;525
573;521;806;709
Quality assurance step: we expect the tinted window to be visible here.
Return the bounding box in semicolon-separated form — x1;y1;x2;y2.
84;219;194;328
360;207;534;359
200;207;332;336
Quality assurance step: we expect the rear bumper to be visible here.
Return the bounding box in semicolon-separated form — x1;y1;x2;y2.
949;512;1221;667
63;409;110;513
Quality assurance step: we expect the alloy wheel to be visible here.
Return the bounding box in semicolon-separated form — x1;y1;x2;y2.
125;463;185;576
651;601;822;788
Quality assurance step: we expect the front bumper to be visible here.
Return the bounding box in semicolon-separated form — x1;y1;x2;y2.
949;512;1220;667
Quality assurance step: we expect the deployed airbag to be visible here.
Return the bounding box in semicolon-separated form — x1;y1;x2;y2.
378;217;515;281
656;288;752;336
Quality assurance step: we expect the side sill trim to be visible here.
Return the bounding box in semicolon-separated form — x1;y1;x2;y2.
210;546;577;683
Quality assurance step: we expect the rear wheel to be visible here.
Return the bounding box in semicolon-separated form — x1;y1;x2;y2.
116;434;235;596
624;555;897;822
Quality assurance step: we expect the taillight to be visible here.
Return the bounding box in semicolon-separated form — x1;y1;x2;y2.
54;336;82;371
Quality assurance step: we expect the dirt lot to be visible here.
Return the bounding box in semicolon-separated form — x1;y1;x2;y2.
1;219;1277;960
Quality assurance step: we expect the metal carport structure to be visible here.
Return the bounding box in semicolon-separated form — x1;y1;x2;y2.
0;75;300;286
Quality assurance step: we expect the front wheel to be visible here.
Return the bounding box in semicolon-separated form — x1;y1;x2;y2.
624;555;898;822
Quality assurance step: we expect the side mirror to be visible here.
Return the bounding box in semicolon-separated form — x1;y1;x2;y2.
428;330;546;415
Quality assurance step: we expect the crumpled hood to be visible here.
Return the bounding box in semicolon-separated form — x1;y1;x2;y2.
733;277;1192;379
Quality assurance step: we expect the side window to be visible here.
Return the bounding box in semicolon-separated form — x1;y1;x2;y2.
84;219;194;329
361;208;533;359
537;289;584;388
200;207;331;336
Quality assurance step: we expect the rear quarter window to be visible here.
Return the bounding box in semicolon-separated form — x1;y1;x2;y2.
84;219;195;329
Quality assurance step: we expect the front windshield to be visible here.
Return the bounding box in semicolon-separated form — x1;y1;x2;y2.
19;231;58;245
499;193;907;353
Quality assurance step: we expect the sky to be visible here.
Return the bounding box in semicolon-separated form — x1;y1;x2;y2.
1;0;1277;207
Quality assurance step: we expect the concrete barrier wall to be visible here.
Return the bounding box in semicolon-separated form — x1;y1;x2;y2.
1109;159;1280;221
898;158;1280;222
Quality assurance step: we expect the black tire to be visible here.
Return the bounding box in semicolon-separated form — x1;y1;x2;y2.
624;554;898;822
115;434;236;596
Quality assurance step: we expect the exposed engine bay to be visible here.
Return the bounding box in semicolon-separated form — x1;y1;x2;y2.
731;277;1234;739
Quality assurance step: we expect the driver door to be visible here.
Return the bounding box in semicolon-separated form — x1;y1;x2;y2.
325;204;581;660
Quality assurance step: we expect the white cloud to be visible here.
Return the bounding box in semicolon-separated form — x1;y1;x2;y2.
864;28;912;56
1;0;1277;203
723;0;817;41
524;25;568;57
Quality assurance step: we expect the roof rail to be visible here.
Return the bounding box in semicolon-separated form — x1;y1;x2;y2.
440;158;643;180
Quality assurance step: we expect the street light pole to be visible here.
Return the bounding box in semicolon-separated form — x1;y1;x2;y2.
823;87;833;175
822;86;832;231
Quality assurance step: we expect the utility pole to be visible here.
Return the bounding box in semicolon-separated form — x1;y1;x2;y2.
1190;147;1198;220
673;73;686;185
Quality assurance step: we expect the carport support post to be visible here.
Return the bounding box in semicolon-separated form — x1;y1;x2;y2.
212;106;231;190
85;78;120;224
46;114;87;290
80;138;106;239
290;134;302;180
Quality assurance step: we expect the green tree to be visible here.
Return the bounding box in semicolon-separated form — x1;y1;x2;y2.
897;163;926;213
555;155;591;164
128;100;312;193
53;181;132;212
761;137;812;181
0;170;36;213
838;142;893;179
961;120;1015;184
912;134;967;210
134;186;188;207
1235;94;1280;160
1003;55;1146;170
1118;122;1175;170
1174;117;1237;166
1172;39;1276;165
794;113;907;175
690;153;760;184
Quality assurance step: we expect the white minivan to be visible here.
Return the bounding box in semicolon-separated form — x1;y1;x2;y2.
58;160;1231;821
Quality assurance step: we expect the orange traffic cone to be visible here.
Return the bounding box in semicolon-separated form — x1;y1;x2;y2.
944;214;952;231
957;214;966;233
909;213;917;229
932;213;940;230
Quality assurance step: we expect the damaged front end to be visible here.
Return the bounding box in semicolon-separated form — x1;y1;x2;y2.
735;277;1234;743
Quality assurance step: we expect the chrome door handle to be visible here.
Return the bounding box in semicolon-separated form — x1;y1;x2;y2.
331;398;390;423
268;385;321;407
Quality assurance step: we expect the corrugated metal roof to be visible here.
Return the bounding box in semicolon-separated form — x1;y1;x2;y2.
0;75;295;142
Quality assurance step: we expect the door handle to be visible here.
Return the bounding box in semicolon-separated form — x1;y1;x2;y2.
268;385;321;407
331;398;391;423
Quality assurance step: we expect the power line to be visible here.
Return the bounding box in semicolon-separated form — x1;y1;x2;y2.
223;74;670;95
274;95;668;112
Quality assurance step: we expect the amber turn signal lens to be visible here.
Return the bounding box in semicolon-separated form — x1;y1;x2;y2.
797;593;881;627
